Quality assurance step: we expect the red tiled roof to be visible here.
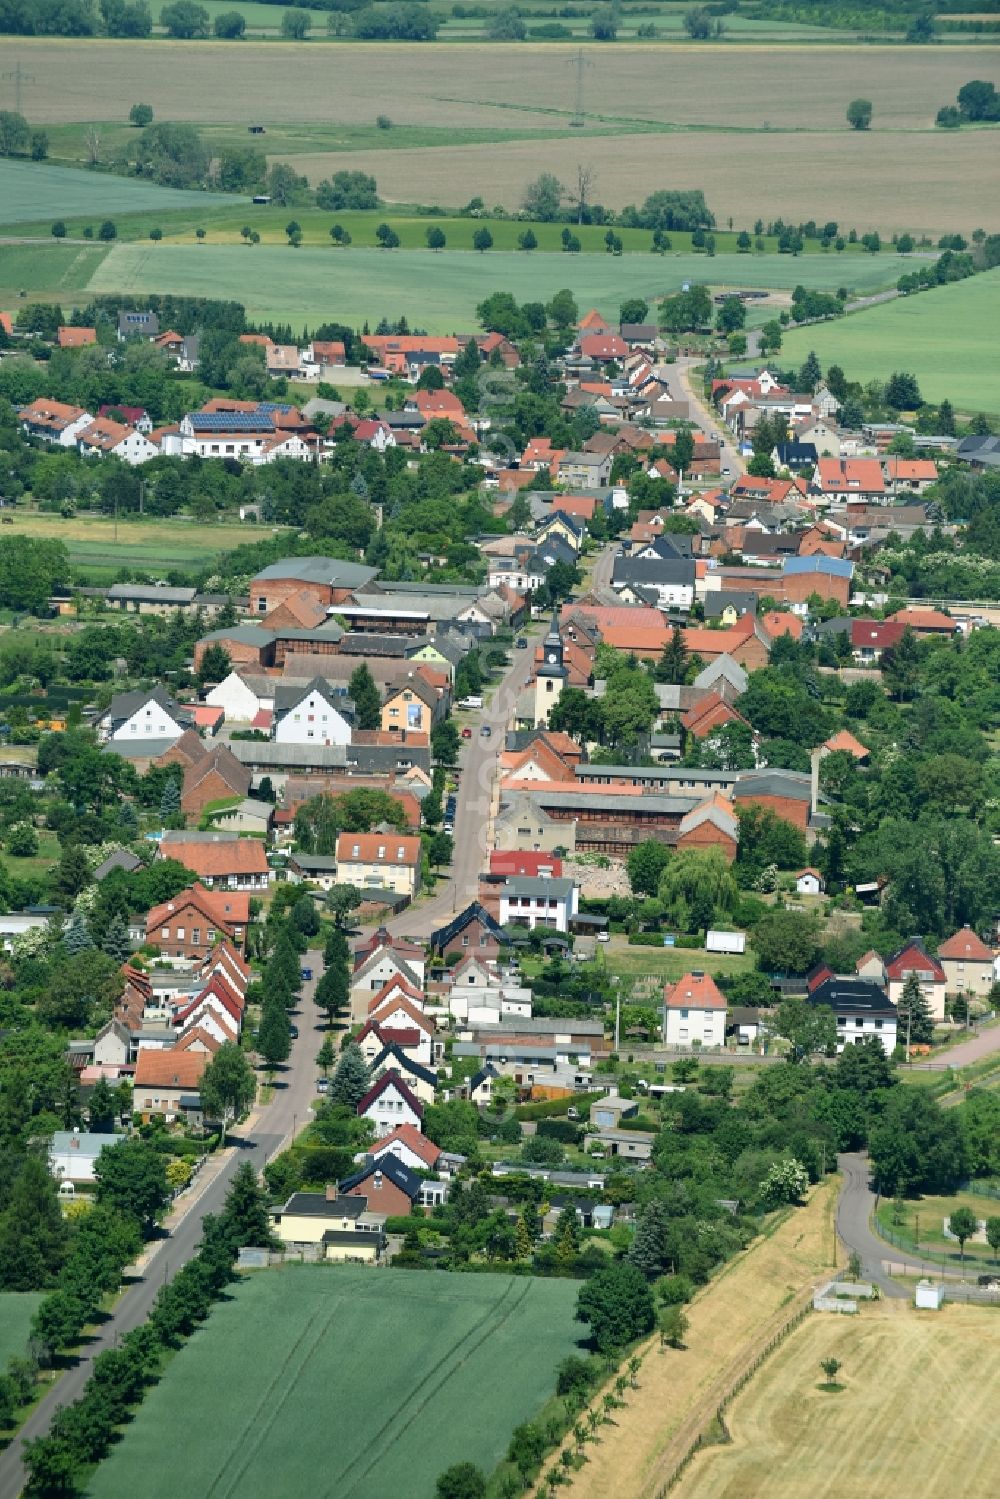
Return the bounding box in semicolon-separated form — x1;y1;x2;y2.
134;1049;207;1089
664;972;727;1010
371;1123;440;1167
336;832;421;867
160;840;269;877
938;927;993;962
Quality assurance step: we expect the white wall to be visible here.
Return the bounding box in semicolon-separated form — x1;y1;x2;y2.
664;1005;726;1048
275;690;352;746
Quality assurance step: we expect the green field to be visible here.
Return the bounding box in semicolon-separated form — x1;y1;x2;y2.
0;244;108;299
0;1292;42;1369
782;268;1000;413
0;160;242;226
2;513;266;583
84;242;910;328
86;1265;582;1499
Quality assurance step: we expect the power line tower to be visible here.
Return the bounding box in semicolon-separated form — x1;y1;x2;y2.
2;62;35;115
568;48;592;128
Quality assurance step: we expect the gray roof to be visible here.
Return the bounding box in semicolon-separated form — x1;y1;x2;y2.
809;978;895;1016
253;556;377;588
693;654;749;693
529;787;701;815
703;592;757;620
337;634;412;658
735;768;813;801
273;623;346;645
107;584;196;604
50;1131;115;1159
502;876;576;900
272;1192;368;1218
575;764;734;787
612;556;696;586
94;849;143;880
230;742;348;769
290;853;339;872
106;685;187;723
103;738;178;761
223;797;274;820
273;678;353;714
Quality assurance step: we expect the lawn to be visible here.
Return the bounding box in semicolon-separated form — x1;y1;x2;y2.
84;243;909;329
0;829;60;883
0;160;241;226
782;269;1000;414
562;1177;838;1499
4;513;265;582
875;1188;1000;1269
600;937;757;983
0;1292;42;1369
86;1265;582;1499
674;1303;1000;1498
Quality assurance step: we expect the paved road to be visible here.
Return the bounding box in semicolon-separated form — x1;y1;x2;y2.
833;1151;972;1297
906;1020;1000;1072
673;358;745;480
0;966;324;1499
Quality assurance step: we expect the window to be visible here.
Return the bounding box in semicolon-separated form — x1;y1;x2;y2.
207;929;216;942
191;929;200;944
161;927;170;939
176;927;185;941
855;1017;864;1028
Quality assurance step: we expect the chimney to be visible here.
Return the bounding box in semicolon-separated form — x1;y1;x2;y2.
325;1182;338;1202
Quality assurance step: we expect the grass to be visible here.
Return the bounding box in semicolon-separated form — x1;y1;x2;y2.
875;1189;1000;1267
782;268;1000;414
0;245;108;304
82;242;910;329
2;512;268;582
562;1177;838;1499
86;1265;583;1499
600;937;757;983
0;159;241;226
0;829;60;882
0;1293;42;1369
674;1303;1000;1498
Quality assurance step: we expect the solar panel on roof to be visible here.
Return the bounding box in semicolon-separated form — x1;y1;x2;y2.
189;412;275;432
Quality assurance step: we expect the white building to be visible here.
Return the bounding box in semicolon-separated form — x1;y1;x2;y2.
49;1131;115;1186
809;977;898;1054
499;876;578;933
357;1071;423;1138
99;687;189;744
77;417;158;466
663;971;727;1049
273;679;353;746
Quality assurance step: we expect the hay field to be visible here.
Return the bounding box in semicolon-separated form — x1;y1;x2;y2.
675;1302;1000;1498
86;1265;582;1499
0;160;240;225
782;269;1000;413
85;243;909;328
561;1178;839;1499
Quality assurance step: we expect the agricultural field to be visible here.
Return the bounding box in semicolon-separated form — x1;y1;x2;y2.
0;244;108;304
1;513;264;583
782;269;1000;414
0;1293;42;1370
6;40;998;235
674;1303;1000;1498
86;1265;582;1499
562;1177;838;1499
0;159;241;225
84;242;912;329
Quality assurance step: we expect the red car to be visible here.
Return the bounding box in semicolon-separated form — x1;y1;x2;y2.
461;727;473;739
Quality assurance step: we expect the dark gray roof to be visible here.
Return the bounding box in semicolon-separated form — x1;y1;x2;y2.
106;685;188;724
431;901;505;953
502;876;576;900
272;1192;368;1218
704;591;757;619
253;556;377;587
809;978;895;1015
620;323;658;341
612;556;696;586
290;853;339;872
734;769;813;801
94;850;143;880
338;634;411;658
340;1153;422;1199
273;678;353;714
370;1044;437;1088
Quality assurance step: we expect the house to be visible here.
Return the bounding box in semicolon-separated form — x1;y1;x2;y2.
498;876;578;933
556;451;613;489
273;679;353;746
612;555;696;612
808;976;897;1054
368;1042;437;1104
335;832;422;899
380;679;442;737
357;1008;433;1070
181;744;251;817
156;833;270;892
98;686;191;745
57;325;97;349
796;868;825;896
212;797;274;838
145;884;249;962
885;940;947;1022
268;1187;386;1257
582;1127;656;1162
118;310;159;341
49;1131;116;1187
340;1155;423;1217
812;458;886;505
367;1124;441;1174
937;928;995;999
663;971;727;1048
250;556;378;616
77;416;158;466
133;1048;207;1121
430;902;506;960
855;950;887;984
19;398;94;447
94;849;143;881
590;1093;639;1130
357;1070;423;1138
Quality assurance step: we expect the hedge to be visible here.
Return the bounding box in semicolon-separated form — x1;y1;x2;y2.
515;1092;605;1122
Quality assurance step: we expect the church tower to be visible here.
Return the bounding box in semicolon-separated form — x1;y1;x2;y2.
533;612;567;727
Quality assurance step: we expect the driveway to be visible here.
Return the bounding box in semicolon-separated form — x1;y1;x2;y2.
0;964;325;1499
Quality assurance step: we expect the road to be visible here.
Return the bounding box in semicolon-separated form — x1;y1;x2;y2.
906;1020;1000;1072
0;966;325;1499
673;358;745;479
834;1151;973;1298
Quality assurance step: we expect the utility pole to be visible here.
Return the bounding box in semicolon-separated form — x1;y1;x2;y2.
568;49;592;129
2;62;35;115
613;977;621;1053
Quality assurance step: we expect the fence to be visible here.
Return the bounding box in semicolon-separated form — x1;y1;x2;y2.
876;1221;998;1279
654;1296;813;1496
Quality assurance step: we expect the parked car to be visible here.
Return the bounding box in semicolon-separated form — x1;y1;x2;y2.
316;1078;329;1093
289;1024;299;1039
596;931;611;944
461;726;473;739
515;638;528;649
300;966;313;981
443;822;454;835
459;695;483;709
480;725;492;738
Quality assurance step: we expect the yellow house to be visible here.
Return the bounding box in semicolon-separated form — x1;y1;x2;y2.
336;832;423;898
380;680;440;737
269;1188;386;1260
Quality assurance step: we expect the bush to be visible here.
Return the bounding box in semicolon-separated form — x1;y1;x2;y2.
536;1119;583;1145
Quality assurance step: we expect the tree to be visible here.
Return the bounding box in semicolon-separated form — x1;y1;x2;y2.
0;1157;68;1290
200;1043;257;1137
161;0;210;35
684;6;712;39
590;5;617;39
197;642;231;686
88;1077;117;1132
518;228;537;252
101;912;132;963
659;1303;689;1349
897;972;934;1049
436;1463;486;1499
576;1261;656;1353
949;1206;977;1277
375;222;400;249
281;7;310;37
847;99;872;131
985;1216;1000;1265
160;775;181;823
0;111;30;157
257;1000;291;1068
329;1043;371;1110
958;79;1000;122
772;998;836;1061
627;840;670;898
51;219;67;239
223;1160;276;1249
473;227;493;253
63;909;94;956
316;1036;336;1077
487;7;526;40
522;173;564;222
325;883;362;928
426;225;446;250
214;9;245;36
820;1357;842;1386
348;663;381;730
619;297;648;325
94;1140;169;1237
128;103;153;127
869;1087;966;1197
752;909;820;975
760;1156;809;1206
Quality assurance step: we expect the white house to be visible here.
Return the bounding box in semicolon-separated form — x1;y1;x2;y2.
205;670;269;723
808;977;898;1054
49;1131;115;1186
19;398;93;448
357;1071;423;1138
99;686;189;744
663;971;727;1049
498;876;579;933
796;868;825;896
273;679;353;746
77;417;158;466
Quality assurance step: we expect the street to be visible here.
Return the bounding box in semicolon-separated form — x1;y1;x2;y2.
673;357;746;480
0;965;325;1499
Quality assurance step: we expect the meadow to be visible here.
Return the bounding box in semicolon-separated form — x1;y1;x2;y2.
782;269;1000;414
84;242;912;328
0;1293;42;1370
1;513;264;583
7;39;998;234
0;160;241;225
85;1265;582;1499
674;1303;1000;1498
0;245;108;304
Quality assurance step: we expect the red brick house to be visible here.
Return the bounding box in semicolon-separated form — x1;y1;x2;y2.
145;883;249;961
